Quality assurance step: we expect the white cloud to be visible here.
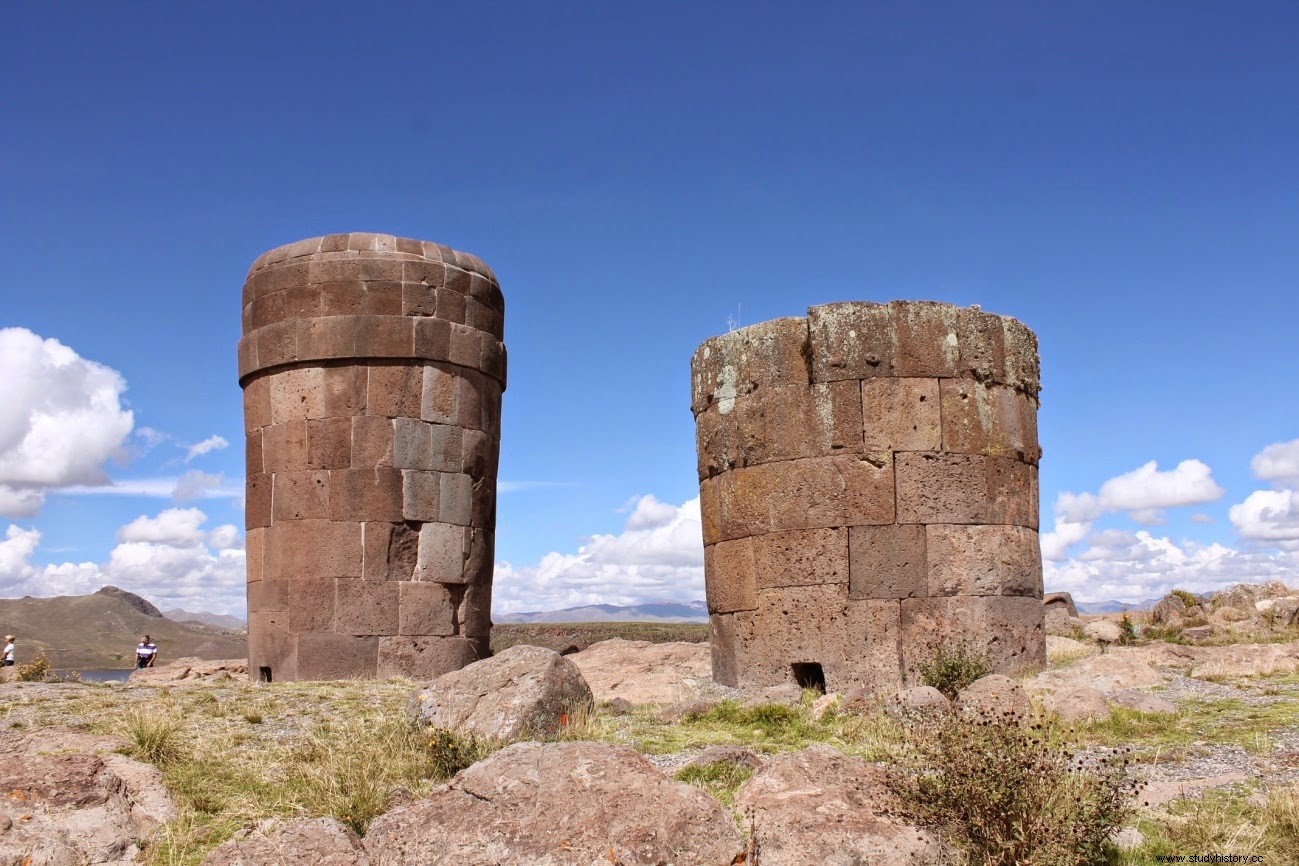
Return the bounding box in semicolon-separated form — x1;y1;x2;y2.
1045;529;1298;604
172;470;227;503
1040;518;1092;562
117;508;208;545
0;508;246;615
493;495;704;614
0;328;134;516
1053;459;1225;527
185;435;229;463
1190;513;1214;524
1229;490;1299;544
1251;439;1299;488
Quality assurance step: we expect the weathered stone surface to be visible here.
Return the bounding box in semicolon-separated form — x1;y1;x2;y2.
200;818;369;866
955;674;1033;724
1043;591;1079;617
1041;686;1111;723
734;745;943;866
900;595;1045;679
886;685;952;717
365;741;745;865
694;302;1042;693
1084;619;1123;645
0;729;174;866
408;645;592;740
682;744;765;772
129;658;247;684
925;524;1041;597
1110;690;1177;714
1024;654;1164;695
567;639;711;705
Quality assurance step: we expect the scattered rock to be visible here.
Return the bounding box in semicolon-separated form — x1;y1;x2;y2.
1043;593;1079;636
1212;606;1247;624
1110;690;1177;714
886;685;951;718
1041;686;1110;723
955;675;1032;724
407;645;592;740
682;745;765;773
734;745;943;866
200;818;369;865
1026;654;1164;695
1269;596;1299;627
1150;594;1186;625
603;697;634;715
567;639;711;705
1046;635;1098;663
1043;592;1079;617
811;692;840;718
364;741;745;865
129;658;247;684
744;683;804;707
1084;620;1122;645
839;687;883;717
1180;626;1215;642
0;728;175;865
1188;642;1299;679
1140;772;1248;808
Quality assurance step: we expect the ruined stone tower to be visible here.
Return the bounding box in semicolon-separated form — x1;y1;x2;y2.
239;233;505;681
692;301;1044;693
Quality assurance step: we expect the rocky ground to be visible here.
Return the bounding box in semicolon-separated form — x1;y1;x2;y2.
1;587;1298;865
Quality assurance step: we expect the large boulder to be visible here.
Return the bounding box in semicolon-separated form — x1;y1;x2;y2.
567;639;711;705
1150;594;1187;625
955;675;1032;725
1043;593;1079;636
1188;641;1299;679
364;741;745;865
886;685;951;718
200;818;369;865
733;745;942;866
1041;686;1110;723
0;728;175;865
1025;653;1164;695
408;645;592;741
1083;619;1122;645
1042;592;1079;618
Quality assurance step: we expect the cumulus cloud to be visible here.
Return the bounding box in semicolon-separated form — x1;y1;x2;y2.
172;471;229;503
1229;490;1299;545
1045;529;1298;604
0;328;134;516
0;508;246;615
1057;460;1224;524
1251;439;1299;488
1040;518;1092;562
184;435;229;463
493;495;704;614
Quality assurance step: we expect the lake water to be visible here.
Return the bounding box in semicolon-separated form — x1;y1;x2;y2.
67;669;134;683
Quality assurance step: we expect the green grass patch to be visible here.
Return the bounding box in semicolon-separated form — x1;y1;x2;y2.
1075;697;1299;757
674;761;753;807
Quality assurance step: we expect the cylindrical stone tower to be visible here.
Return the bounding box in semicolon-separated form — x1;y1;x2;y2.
239;233;505;682
691;301;1044;694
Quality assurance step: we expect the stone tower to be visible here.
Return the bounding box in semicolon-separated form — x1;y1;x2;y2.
691;301;1044;693
239;233;505;681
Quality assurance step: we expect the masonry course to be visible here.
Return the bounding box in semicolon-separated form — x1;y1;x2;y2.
692;300;1045;693
240;233;504;682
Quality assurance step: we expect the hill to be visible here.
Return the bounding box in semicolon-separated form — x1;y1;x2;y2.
163;608;247;630
496;600;708;624
0;586;247;670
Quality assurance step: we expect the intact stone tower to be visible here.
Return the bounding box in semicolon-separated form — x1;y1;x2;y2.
692;301;1044;693
239;233;505;682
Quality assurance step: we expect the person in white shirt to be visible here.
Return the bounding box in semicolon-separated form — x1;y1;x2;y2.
2;635;14;666
135;635;158;669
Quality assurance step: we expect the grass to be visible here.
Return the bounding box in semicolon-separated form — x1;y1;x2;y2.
1077;697;1299;757
674;761;753;807
489;621;707;654
1121;785;1299;865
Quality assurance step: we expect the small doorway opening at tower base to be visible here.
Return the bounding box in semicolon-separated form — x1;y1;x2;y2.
258;666;272;683
791;662;826;694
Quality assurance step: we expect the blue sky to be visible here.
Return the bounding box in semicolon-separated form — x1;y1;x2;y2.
1;2;1296;615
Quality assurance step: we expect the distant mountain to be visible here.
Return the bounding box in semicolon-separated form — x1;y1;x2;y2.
0;586;247;670
163;608;247;631
1076;598;1160;614
496;600;709;624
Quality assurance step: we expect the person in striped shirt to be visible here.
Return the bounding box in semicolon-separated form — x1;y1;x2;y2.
135;635;158;669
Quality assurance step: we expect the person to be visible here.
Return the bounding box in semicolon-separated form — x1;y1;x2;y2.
135;635;158;669
2;635;14;667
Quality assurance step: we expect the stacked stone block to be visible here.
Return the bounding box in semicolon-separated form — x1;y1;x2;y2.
692;301;1044;693
239;233;505;681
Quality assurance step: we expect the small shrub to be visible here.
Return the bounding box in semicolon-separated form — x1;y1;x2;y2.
1118;614;1138;646
918;643;991;699
426;726;496;781
16;654;51;682
889;710;1136;866
242;712;263;725
1170;589;1200;608
123;709;187;766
